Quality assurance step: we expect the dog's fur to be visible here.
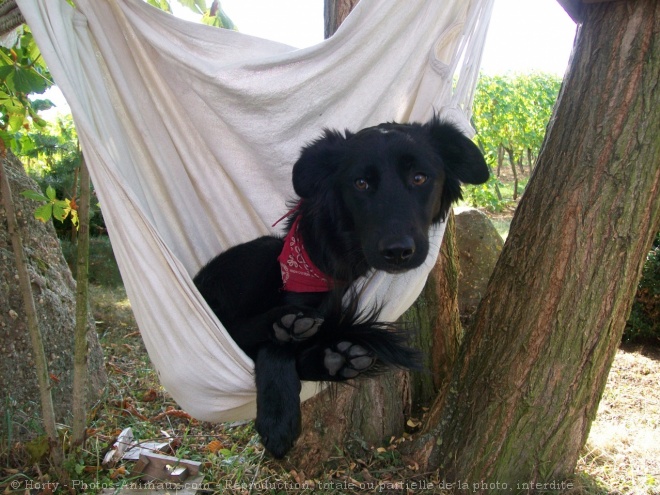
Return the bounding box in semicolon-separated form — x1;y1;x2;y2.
194;117;488;458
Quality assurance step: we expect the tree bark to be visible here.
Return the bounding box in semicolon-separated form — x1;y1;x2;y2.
324;0;360;38
72;154;91;446
0;151;106;443
410;0;660;486
289;371;409;471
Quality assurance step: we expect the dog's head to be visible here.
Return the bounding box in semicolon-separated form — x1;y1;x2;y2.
292;117;489;274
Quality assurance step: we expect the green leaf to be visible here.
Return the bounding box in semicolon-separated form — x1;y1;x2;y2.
34;203;53;222
20;190;49;202
8;113;24;131
52;201;70;222
146;0;172;12
25;32;43;66
0;50;13;67
28;98;54;112
45;185;57;200
13;65;48;94
178;0;206;14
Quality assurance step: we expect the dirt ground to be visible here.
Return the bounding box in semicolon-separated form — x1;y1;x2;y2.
576;344;660;494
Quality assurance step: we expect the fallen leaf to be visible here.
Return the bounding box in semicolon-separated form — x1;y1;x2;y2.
110;466;127;479
207;440;224;454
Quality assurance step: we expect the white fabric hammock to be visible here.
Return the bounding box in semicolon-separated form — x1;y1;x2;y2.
18;0;493;422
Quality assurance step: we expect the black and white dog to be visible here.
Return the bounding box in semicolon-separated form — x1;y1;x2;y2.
194;117;488;458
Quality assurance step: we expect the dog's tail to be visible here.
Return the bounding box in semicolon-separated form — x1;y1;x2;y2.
337;293;422;371
295;289;422;382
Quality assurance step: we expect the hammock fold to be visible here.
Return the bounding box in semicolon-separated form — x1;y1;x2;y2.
18;0;494;422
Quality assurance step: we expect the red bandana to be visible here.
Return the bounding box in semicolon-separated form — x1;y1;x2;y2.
277;216;333;293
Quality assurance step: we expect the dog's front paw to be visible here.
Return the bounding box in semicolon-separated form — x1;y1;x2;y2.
255;405;301;459
324;341;375;378
273;312;323;342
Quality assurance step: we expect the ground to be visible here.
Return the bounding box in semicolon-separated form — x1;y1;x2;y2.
1;237;659;494
576;344;660;494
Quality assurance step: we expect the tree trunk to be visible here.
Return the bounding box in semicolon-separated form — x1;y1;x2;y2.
407;212;462;411
324;0;360;38
0;151;106;443
410;0;660;486
289;371;409;471
505;146;519;200
516;153;525;176
496;145;503;177
72;154;91;446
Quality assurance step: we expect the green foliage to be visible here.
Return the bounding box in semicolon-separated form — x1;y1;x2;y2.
0;26;53;150
145;0;173;12
16;116;94;235
20;185;79;227
177;0;208;14
624;232;660;343
147;0;237;30
472;72;561;161
21;115;79;178
462;174;507;212
465;72;562;211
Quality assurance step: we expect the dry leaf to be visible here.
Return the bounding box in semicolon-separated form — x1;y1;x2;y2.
207;440;224;454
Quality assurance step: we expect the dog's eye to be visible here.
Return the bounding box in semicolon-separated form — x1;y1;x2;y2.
354;178;369;191
412;173;428;186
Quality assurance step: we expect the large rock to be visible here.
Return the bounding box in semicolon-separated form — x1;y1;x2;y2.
0;151;106;440
454;206;504;315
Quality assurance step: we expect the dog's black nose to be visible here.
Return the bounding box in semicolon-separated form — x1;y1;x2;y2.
379;236;416;264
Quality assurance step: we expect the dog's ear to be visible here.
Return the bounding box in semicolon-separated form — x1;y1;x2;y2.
423;117;490;185
292;129;348;199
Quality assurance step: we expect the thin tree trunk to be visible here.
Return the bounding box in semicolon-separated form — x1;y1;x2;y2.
505;146;519;200
494;181;502;202
516;153;525;176
0;152;63;470
71;153;90;446
70;163;78;243
410;0;660;486
407;212;462;410
496;145;504;177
